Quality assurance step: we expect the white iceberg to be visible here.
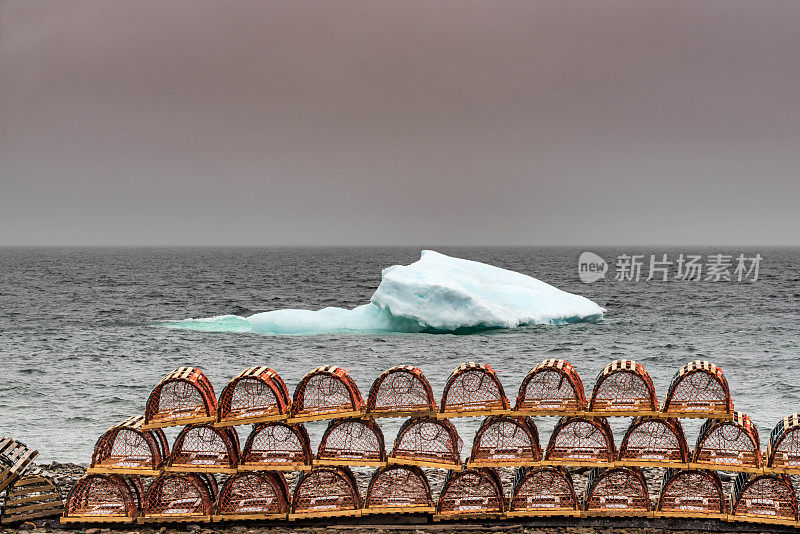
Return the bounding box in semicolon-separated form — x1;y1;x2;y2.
161;250;604;335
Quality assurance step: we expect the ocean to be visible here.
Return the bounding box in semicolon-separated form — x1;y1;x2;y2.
1;246;798;463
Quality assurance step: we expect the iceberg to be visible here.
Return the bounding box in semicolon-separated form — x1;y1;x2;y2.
161;250;604;335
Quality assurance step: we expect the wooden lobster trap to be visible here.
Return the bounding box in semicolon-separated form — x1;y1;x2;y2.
366;366;436;418
290;366;364;422
315;418;387;467
766;413;800;475
506;466;580;518
440;363;509;418
240;422;313;471
61;474;140;524
582;467;651;517
730;473;798;526
389;416;463;470
214;471;289;521
0;438;38;492
216;367;291;426
514;359;587;416
543;416;615;467
434;468;505;520
662;361;733;419
289;467;361;520
655;469;726;520
588;360;658;417
617;417;689;468
466;416;541;468
89;415;169;476
166;424;239;474
363;465;435;515
143;367;217;429
691;412;761;473
140;473;216;523
1;474;63;524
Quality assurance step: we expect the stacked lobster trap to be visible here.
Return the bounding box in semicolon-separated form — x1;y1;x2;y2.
61;359;800;528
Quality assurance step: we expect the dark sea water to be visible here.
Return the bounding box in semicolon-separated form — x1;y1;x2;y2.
1;246;798;464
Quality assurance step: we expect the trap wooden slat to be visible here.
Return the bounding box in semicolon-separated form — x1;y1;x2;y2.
540;459;615;468
287;410;365;424
0;442;38;493
214;412;289;427
61;515;137;524
361;506;435;516
239;463;312;472
505;509;581;518
654;511;727;520
616;459;689;469
688;462;763;474
288;509;362;521
466;459;540;469
213;513;288;521
364;410;437;420
138;514;212;523
141;415;216;430
725;515;800;527
86;466;164;476
388;457;462;471
313;459;388;468
512;410;585;418
433;512;505;521
436;408;511;419
659;411;734;421
581;510;654;518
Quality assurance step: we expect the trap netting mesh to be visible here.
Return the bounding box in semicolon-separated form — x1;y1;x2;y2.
291;467;361;515
515;359;587;413
218;367;291;424
583;467;651;513
169;424;239;471
440;363;509;414
364;465;433;511
142;473;215;518
731;473;798;522
510;466;578;513
436;468;505;516
291;366;364;419
317;418;386;464
589;360;657;413
657;468;725;516
693;412;761;470
144;367;217;426
241;422;312;469
663;361;732;415
390;416;462;468
65;474;139;519
545;416;615;464
217;471;289;516
767;413;800;471
91;416;169;472
469;416;541;465
366;366;436;415
617;417;689;465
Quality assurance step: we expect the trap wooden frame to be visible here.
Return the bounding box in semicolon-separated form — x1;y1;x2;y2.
434;467;505;521
289;366;365;423
289;466;362;521
582;467;652;518
587;360;659;417
662;360;734;419
0;438;39;493
166;424;239;474
389;416;463;471
514;359;588;417
505;466;580;518
61;474;140;524
1;474;63;524
690;412;762;473
139;472;215;524
239;421;313;472
314;417;387;468
654;468;726;520
765;413;800;475
729;472;799;526
216;367;291;427
362;464;435;516
466;415;541;468
142;367;217;430
543;416;615;468
88;415;169;476
616;417;690;469
439;362;510;418
366;366;437;419
214;471;289;522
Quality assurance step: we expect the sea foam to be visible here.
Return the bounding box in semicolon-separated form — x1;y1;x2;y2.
161;250;604;335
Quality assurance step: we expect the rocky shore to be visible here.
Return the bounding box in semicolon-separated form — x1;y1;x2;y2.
2;463;794;534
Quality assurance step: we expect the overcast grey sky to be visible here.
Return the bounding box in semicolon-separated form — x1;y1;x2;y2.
1;1;798;246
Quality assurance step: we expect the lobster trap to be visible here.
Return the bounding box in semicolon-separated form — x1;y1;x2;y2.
315;418;387;467
766;413;800;474
61;474;140;524
2;474;63;524
289;466;361;520
0;438;38;493
662;361;733;418
440;363;509;417
691;412;761;472
389;416;463;470
434;468;505;520
366;366;436;418
363;465;435;515
617;417;689;468
89;415;169;476
731;473;798;525
588;360;658;416
167;424;239;474
467;416;541;468
655;469;725;519
141;473;215;523
215;471;289;521
290;366;364;422
217;367;291;426
514;359;587;416
240;422;313;471
544;416;615;467
143;367;217;429
583;467;651;517
506;466;579;518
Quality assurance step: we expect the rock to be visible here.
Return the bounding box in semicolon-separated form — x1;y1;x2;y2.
85;529;101;534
